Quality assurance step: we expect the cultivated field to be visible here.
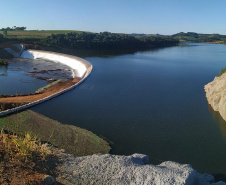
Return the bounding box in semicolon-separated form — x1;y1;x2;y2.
0;30;87;39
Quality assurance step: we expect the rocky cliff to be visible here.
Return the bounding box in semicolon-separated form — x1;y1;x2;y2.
204;73;226;121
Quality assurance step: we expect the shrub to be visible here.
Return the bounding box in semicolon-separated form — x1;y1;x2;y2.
0;58;8;65
0;131;48;162
218;67;226;76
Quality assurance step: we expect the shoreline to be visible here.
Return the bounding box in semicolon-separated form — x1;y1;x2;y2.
0;48;93;116
204;73;226;121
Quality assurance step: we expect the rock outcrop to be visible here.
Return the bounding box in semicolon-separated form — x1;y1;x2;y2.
53;150;225;185
204;73;226;121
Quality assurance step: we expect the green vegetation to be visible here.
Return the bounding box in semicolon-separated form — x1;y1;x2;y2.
0;27;179;50
2;27;226;50
0;110;110;156
172;32;226;43
0;128;57;184
37;31;179;50
218;67;226;76
0;26;27;31
0;131;47;161
0;26;26;38
0;58;8;65
0;30;87;39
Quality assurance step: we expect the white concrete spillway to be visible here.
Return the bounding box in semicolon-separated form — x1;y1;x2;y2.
20;50;90;78
0;49;93;117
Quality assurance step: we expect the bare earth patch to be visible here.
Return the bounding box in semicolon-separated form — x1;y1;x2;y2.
0;77;80;111
0;133;61;185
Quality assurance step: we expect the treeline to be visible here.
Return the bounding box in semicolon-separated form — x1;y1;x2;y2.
172;32;226;43
37;32;179;50
0;26;26;31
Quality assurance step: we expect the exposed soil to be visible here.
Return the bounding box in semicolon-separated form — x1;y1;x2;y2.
0;133;62;185
0;77;80;111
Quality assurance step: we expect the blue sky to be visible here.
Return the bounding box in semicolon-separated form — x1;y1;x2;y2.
1;0;226;35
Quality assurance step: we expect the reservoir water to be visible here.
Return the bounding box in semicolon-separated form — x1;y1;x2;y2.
5;43;226;175
0;59;47;95
0;58;72;95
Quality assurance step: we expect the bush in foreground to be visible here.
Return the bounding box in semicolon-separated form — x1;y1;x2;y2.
0;131;47;162
0;131;59;184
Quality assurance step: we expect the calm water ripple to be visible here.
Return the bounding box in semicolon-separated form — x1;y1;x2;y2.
29;43;226;174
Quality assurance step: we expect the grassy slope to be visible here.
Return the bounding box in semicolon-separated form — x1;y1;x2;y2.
0;110;110;156
0;31;110;156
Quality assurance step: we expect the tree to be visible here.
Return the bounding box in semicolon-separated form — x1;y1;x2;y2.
3;29;7;36
15;27;26;31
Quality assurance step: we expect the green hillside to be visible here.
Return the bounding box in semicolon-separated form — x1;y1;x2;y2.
172;32;226;43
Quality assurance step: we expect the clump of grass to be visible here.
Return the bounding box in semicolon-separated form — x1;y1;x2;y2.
218;67;226;77
0;130;48;162
0;58;8;65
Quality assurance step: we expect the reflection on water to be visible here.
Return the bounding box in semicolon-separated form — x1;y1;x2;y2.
28;43;226;175
209;105;226;141
0;65;7;76
0;58;73;95
0;59;47;95
54;47;164;58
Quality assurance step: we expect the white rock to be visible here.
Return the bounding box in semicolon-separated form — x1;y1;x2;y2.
204;73;226;121
55;153;224;185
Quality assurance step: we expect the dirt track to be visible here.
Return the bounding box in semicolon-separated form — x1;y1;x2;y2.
0;77;80;105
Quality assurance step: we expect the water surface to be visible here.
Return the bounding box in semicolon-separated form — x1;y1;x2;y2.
0;58;72;95
0;59;47;95
28;43;226;174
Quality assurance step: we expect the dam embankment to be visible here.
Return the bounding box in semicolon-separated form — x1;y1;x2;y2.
0;49;93;116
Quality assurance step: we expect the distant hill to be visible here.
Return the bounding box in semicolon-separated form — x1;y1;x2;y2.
172;32;226;43
36;31;179;50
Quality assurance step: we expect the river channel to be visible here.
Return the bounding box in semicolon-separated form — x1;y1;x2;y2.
2;43;226;175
